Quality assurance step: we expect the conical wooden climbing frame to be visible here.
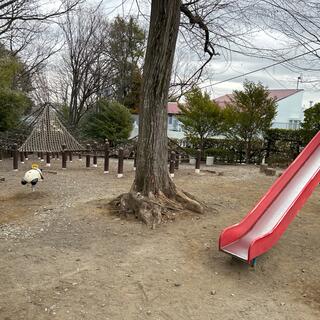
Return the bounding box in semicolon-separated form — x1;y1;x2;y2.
19;105;84;152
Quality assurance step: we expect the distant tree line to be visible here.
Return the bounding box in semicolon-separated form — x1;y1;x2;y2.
178;81;277;164
0;1;319;159
178;81;319;165
0;8;146;143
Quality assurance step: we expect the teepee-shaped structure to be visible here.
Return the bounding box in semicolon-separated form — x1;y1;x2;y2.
19;105;84;152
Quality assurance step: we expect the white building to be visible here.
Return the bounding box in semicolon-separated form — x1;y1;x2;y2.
130;102;185;140
215;89;304;130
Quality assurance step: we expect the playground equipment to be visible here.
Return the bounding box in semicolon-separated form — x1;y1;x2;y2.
19;104;84;155
1;114;203;177
4;141;201;179
219;131;320;265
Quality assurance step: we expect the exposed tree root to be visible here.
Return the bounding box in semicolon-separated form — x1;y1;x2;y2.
110;189;204;228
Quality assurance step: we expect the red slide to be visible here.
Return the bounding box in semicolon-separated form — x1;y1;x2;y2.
219;131;320;265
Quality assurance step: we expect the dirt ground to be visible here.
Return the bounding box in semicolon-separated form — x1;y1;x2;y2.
0;156;319;320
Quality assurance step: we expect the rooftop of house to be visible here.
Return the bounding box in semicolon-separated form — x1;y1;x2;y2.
167;102;180;114
215;89;304;109
132;102;180;115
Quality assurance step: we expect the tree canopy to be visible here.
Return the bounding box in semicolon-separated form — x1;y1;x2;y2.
224;80;277;163
178;87;223;152
83;99;133;143
0;46;32;132
108;16;145;111
302;103;320;132
56;12;146;128
301;102;320;141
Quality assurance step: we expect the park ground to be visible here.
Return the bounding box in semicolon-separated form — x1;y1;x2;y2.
0;157;319;320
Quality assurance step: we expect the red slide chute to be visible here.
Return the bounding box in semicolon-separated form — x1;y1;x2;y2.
219;131;320;264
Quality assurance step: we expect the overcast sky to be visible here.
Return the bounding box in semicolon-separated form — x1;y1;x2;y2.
101;0;320;109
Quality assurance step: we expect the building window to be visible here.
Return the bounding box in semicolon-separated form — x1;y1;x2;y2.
168;115;173;125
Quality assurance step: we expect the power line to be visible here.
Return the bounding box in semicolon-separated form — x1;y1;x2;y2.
200;48;319;90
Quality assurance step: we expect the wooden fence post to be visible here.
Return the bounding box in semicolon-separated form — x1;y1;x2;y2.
169;151;176;178
86;144;91;168
104;139;109;174
133;148;137;171
13;144;18;171
175;152;179;170
265;138;271;164
20;151;25;164
62;145;67;169
93;142;98;167
46;152;51;167
195;149;201;173
117;147;124;178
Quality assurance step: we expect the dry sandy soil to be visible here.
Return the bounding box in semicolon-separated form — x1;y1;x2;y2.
0;156;319;320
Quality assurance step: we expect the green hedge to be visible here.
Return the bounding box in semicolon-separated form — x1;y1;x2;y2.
265;128;316;145
265;128;303;142
181;128;317;165
182;138;264;163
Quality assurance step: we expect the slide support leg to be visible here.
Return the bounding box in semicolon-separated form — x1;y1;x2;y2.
250;258;257;268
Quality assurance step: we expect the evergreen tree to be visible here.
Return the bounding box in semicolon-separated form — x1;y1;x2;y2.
301;102;320;142
108;16;145;111
179;87;223;155
224;80;277;163
83;99;133;143
0;46;32;131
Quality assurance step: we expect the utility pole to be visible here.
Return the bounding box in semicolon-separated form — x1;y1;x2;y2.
296;75;302;89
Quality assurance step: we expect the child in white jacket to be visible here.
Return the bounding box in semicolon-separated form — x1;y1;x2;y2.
21;165;44;191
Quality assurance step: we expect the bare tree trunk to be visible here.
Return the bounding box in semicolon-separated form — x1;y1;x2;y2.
113;0;203;227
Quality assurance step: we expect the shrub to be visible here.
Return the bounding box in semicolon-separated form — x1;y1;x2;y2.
82;99;133;143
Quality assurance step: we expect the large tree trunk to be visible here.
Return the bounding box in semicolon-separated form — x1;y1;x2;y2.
112;0;204;227
135;0;180;196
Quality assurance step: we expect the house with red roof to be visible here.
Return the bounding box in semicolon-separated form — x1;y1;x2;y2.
130;102;184;139
215;89;304;130
167;102;182;133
